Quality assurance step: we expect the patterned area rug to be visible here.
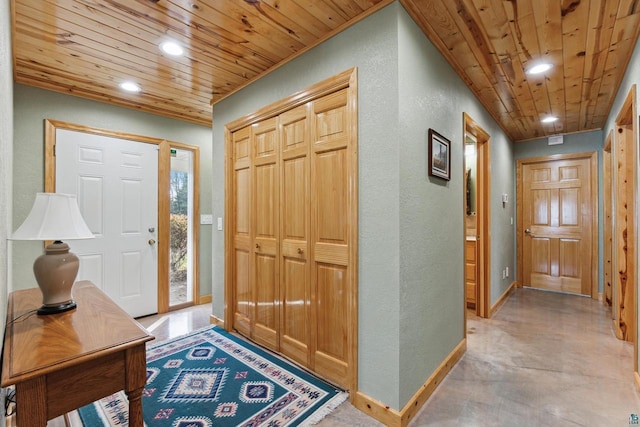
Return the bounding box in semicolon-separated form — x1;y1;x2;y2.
75;326;346;426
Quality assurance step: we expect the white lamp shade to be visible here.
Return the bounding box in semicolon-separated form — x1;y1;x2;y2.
11;193;94;241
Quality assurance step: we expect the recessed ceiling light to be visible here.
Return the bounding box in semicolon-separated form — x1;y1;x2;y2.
541;116;558;123
160;41;184;56
120;81;141;93
527;63;553;75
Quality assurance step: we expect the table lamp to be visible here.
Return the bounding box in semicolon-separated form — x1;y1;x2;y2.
11;193;94;315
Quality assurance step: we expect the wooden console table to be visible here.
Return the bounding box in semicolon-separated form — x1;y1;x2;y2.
1;281;154;426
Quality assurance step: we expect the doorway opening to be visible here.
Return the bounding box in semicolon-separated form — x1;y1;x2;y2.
463;113;491;320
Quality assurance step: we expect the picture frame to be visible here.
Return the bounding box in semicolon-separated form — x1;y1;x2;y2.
428;128;451;181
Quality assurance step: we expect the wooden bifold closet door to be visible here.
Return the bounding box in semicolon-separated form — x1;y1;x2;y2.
225;69;358;391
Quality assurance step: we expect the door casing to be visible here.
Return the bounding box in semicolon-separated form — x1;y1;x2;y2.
611;85;637;350
603;131;613;308
44;119;201;314
463;113;491;320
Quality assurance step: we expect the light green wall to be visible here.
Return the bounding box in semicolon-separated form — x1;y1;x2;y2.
514;131;603;159
12;84;214;298
514;130;604;292
0;0;12;340
1;2;12;421
212;2;516;410
397;8;515;403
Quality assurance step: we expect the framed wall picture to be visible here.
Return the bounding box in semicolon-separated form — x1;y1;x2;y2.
428;129;451;180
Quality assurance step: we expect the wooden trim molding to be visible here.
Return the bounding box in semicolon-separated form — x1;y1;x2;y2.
603;130;614;307
157;141;171;313
225;68;358;133
612;85;637;347
634;371;640;392
223;126;233;330
353;339;467;427
352;392;402;427
490;281;516;317
209;314;224;328
198;295;212;304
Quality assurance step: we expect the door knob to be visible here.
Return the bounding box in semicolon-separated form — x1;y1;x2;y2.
148;239;156;246
524;229;533;236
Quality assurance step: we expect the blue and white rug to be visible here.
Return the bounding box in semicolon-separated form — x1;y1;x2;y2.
74;326;346;426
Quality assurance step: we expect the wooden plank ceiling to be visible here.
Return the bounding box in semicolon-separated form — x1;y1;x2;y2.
11;0;640;141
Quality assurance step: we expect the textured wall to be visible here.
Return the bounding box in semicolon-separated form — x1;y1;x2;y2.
212;2;516;410
1;2;12;422
212;3;403;408
12;84;214;297
396;8;515;404
514;130;604;293
0;0;12;302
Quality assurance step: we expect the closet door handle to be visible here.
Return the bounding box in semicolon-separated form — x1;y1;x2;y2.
255;243;260;249
297;248;304;254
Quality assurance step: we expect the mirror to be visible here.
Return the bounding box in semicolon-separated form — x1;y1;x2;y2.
465;133;477;216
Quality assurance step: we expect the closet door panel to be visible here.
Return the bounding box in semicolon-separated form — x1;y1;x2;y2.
252;118;279;349
233;127;252;336
314;263;348;381
280;106;310;366
311;89;351;387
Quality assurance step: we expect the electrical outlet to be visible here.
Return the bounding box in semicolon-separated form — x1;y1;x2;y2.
502;269;506;279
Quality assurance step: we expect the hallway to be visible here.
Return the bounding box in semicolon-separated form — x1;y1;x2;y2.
133;288;640;426
412;288;639;426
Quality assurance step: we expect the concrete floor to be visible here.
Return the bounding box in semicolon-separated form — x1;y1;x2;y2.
50;287;639;426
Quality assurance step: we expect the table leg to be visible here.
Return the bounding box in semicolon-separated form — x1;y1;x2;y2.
16;376;47;426
126;386;145;427
125;344;147;427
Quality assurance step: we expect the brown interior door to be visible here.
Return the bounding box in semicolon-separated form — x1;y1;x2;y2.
279;104;311;366
522;157;593;295
252;118;280;349
232;126;252;337
310;89;351;386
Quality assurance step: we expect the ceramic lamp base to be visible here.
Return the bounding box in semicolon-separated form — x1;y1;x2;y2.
33;241;79;315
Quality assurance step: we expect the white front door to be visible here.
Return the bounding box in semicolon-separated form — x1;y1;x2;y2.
55;129;159;317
